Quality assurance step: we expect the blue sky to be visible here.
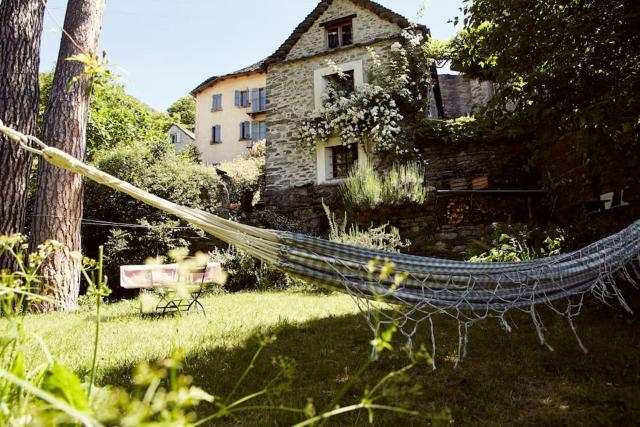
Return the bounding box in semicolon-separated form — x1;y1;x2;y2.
40;0;463;112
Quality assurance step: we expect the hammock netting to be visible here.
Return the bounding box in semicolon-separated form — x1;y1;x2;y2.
2;121;639;367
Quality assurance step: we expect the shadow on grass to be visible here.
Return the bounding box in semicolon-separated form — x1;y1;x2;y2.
100;301;640;426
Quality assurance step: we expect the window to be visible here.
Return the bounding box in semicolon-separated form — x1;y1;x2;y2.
251;120;267;143
211;125;222;144
325;20;353;49
212;94;222;111
251;87;267;113
170;133;177;144
314;60;363;110
235;90;250;108
240;121;251;140
330;144;358;179
324;70;355;96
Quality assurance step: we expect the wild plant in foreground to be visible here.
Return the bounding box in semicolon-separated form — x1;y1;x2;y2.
0;237;448;425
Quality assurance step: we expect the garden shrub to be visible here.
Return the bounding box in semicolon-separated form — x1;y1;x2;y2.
415;116;492;144
325;203;411;253
467;223;565;262
210;248;298;293
84;140;227;284
216;155;264;210
339;161;428;210
179;142;202;163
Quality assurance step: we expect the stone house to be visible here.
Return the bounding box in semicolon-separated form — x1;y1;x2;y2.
167;123;195;154
262;0;444;198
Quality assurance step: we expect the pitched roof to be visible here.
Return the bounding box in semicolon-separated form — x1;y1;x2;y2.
190;59;266;96
169;123;195;140
265;0;424;65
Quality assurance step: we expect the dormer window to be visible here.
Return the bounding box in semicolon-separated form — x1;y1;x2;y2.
321;15;355;49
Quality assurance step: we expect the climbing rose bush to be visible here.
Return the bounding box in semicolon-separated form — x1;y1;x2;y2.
296;28;434;159
297;84;405;154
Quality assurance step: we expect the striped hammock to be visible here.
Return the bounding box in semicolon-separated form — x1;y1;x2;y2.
2;121;639;366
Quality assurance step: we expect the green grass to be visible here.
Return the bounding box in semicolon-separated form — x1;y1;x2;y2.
13;290;640;426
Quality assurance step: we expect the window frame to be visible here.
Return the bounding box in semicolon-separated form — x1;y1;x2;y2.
212;94;223;112
240;90;250;108
321;15;355;50
314;60;364;110
240;121;251;140
330;144;358;180
211;125;222;144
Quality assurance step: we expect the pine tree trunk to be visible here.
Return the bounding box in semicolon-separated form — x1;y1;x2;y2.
31;0;107;312
0;0;46;270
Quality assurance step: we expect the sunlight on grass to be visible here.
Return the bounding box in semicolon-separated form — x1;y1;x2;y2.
18;291;360;381
11;290;640;425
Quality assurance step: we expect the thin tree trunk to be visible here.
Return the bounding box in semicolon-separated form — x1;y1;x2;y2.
0;0;46;270
31;0;106;311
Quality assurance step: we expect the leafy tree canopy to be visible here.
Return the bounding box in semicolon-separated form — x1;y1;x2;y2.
444;0;640;144
167;95;196;129
39;72;172;157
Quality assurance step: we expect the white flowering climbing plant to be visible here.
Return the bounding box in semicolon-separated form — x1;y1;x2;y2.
297;84;406;154
296;28;435;160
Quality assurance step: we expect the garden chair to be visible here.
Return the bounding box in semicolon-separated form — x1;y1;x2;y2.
120;262;222;315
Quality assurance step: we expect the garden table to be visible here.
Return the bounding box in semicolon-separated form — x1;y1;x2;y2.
120;262;222;315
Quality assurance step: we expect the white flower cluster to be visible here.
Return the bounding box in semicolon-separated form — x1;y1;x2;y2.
400;28;424;48
297;84;406;154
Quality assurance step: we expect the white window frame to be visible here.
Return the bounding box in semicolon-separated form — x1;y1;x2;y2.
316;137;367;184
313;59;364;110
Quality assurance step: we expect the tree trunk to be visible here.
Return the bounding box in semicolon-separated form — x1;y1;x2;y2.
0;0;46;270
31;0;107;312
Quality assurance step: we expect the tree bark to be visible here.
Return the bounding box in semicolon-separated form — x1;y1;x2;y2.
31;0;107;311
0;0;46;270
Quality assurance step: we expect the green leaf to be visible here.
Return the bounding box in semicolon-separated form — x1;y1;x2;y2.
11;351;25;379
42;363;90;412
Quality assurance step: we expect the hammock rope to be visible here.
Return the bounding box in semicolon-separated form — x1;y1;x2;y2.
2;120;639;367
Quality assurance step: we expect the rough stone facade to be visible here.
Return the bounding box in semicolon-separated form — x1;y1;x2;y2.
265;0;403;195
285;0;401;61
438;74;496;118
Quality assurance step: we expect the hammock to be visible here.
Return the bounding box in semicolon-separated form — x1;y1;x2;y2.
2;121;639;366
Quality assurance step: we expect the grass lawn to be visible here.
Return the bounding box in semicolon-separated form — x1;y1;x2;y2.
17;290;640;426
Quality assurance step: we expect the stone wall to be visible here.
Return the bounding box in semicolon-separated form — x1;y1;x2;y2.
263;137;543;258
438;74;496;119
349;192;543;258
263;185;546;259
286;0;401;61
419;137;537;190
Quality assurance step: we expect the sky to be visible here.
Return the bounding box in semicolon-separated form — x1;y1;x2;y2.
40;0;464;112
